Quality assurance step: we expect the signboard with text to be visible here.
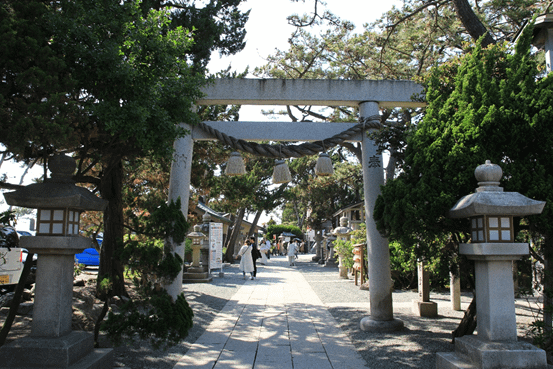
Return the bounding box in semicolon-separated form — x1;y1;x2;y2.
209;222;223;270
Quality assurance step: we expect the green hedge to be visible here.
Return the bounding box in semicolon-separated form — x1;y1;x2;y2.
266;224;303;241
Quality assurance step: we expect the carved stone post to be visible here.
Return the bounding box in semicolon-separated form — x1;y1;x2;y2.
165;124;193;299
359;101;403;332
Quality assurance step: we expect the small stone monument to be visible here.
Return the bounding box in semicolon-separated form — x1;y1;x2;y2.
323;234;337;267
412;260;438;317
0;154;112;368
450;271;462;311
311;229;324;262
436;160;547;369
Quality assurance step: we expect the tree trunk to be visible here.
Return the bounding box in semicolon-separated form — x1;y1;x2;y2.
452;296;477;343
223;208;245;262
98;158;128;298
292;202;304;229
385;153;396;184
452;0;495;48
247;210;262;238
543;233;553;335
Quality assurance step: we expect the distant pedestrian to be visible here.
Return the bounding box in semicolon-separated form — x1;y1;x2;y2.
259;237;271;264
250;236;262;279
288;240;298;266
237;240;254;280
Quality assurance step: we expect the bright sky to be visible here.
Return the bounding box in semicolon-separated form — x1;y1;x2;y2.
1;0;400;221
208;0;400;74
208;0;401;121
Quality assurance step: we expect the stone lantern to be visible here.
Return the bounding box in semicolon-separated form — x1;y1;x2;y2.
182;224;212;283
0;154;112;368
334;216;353;242
322;233;337;267
187;224;205;270
331;216;353;277
436;160;547;369
200;213;212;270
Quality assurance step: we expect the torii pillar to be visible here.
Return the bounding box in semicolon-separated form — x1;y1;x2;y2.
359;102;404;332
165;123;194;300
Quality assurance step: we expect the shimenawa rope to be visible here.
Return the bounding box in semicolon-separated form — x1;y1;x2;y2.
196;115;382;159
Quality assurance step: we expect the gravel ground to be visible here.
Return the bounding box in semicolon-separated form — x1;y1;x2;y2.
92;254;540;368
300;259;463;369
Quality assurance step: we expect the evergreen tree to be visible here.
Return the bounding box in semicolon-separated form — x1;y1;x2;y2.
375;24;553;341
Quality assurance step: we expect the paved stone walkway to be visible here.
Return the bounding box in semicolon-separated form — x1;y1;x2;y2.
173;259;368;369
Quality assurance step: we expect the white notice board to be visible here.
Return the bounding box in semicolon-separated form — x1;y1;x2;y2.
209;222;223;270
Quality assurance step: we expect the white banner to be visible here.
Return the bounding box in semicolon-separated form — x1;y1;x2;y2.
209;223;223;270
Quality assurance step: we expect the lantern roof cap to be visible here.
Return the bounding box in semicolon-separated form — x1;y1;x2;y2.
333;216;352;235
187;224;205;238
449;160;545;218
3;154;107;211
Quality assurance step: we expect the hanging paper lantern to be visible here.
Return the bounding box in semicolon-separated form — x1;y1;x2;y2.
314;152;334;176
225;151;246;176
272;159;292;184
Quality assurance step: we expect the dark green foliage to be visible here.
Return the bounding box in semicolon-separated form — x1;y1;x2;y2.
103;291;193;350
101;197;190;347
0;211;15;227
375;24;552;256
139;0;249;70
266;224;303;241
375;21;553;305
0;1;80;159
119;239;183;291
126;197;188;246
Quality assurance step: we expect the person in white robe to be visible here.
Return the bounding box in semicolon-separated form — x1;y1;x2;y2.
237;240;255;280
287;240;298;266
259;238;271;264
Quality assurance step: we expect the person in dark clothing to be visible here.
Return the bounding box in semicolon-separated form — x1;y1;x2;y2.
250;236;262;279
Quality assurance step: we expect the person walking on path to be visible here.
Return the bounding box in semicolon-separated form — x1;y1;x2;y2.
259;237;270;264
250;236;262;279
287;240;298;266
237;240;254;280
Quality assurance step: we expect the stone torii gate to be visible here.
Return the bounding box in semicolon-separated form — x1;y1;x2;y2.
166;78;425;332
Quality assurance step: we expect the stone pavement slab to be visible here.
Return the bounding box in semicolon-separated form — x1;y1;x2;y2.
174;258;368;369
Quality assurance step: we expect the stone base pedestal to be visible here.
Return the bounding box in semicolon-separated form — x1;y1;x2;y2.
338;265;348;278
412;300;438;317
359;317;404;332
182;271;212;283
183;266;212;283
187;266;207;273
324;257;338;268
0;331;113;369
436;335;547;369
